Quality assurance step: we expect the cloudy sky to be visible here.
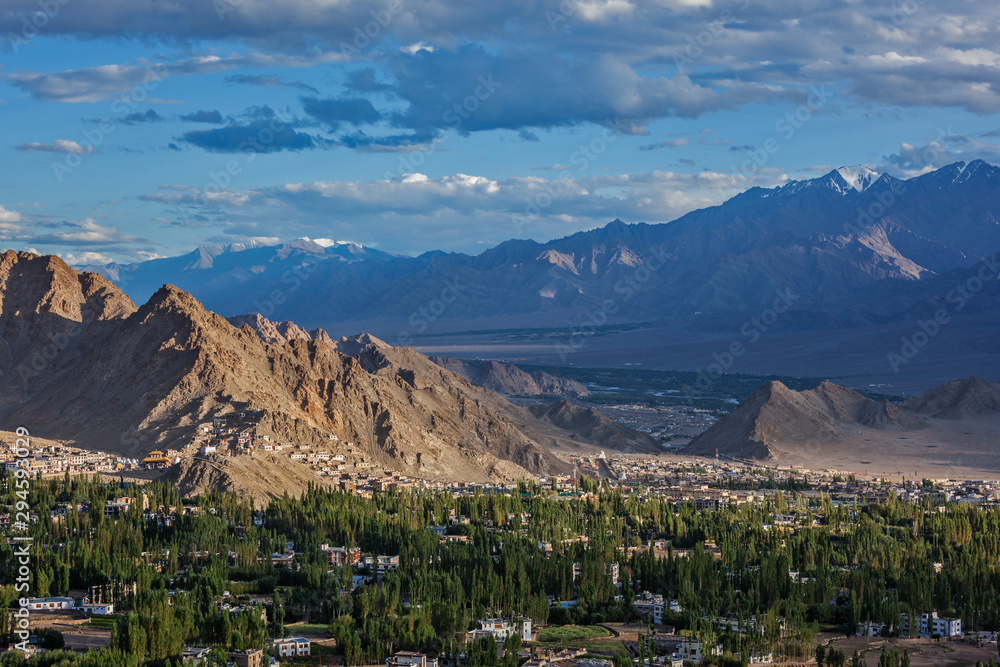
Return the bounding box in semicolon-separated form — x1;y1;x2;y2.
2;0;1000;264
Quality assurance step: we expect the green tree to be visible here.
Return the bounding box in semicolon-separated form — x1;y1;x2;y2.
503;632;521;667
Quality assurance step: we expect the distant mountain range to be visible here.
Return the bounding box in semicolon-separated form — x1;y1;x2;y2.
80;161;1000;341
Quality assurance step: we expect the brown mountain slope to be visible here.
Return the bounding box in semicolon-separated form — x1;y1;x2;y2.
685;381;925;461
335;332;389;358
528;400;659;453
0;251;135;381
217;313;656;458
901;376;1000;419
226;313;312;344
172;450;333;500
429;357;590;397
0;252;577;494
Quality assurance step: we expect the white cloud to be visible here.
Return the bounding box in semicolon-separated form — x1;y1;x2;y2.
14;140;97;155
0;217;147;247
879;136;1000;177
2;0;999;118
0;205;22;223
48;219;143;244
143;168;771;253
401;42;434;55
574;0;635;23
5;53;341;103
61;251;115;266
0;211;156;267
934;47;1000;67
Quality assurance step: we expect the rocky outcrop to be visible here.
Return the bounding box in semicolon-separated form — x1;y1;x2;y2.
528;400;659;453
430;357;590;397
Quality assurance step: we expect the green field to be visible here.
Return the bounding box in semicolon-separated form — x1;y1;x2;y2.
283;623;332;635
87;616;117;628
533;625;630;656
536;625;611;642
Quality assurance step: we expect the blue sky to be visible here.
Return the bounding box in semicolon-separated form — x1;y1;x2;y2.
2;0;1000;264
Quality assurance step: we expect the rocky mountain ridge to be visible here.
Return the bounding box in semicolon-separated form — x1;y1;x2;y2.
0;252;676;497
428;356;589;397
686;377;1000;461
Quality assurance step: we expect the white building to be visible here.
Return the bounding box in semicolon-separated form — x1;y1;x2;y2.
860;621;887;637
271;637;310;658
182;647;212;664
747;649;775;664
635;593;665;624
23;597;74;611
933;616;962;637
634;592;682;625
900;612;962;637
376;554;400;575
76;602;115;615
473;618;532;643
670;639;721;664
715;615;785;638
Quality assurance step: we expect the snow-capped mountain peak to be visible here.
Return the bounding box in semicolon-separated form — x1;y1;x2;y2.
834;165;881;192
766;165;886;199
299;237;361;248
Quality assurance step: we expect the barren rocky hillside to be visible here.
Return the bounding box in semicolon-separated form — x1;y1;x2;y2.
429;356;590;397
0;252;587;491
901;376;1000;420
528;400;659;453
686;381;926;461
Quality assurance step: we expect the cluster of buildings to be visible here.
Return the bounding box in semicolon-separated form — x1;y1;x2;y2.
859;612;962;639
189;409;394;486
182;639;311;667
388;643;567;667
7;396;1000;512
0;441;150;476
592;403;720;450
622;637;721;667
195;411;267;457
1;494;160;528
899;612;963;638
310;543;400;585
561;453;1000;509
